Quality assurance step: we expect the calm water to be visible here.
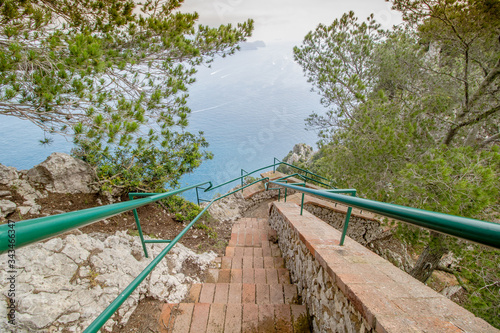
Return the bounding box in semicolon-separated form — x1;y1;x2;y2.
0;42;323;201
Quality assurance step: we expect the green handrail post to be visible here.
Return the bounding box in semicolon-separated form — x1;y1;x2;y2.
339;191;356;246
300;193;305;215
132;208;148;258
128;193;151;258
240;169;246;187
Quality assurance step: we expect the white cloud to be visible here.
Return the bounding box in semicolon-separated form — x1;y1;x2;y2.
179;0;402;43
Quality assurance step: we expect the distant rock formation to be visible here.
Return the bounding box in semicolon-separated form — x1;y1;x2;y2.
277;143;316;174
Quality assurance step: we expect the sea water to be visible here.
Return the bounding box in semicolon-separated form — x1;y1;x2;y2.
0;42;324;202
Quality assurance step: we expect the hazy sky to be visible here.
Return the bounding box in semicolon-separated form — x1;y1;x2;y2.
179;0;403;43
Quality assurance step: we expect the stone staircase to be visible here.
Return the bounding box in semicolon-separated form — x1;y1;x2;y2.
158;217;310;332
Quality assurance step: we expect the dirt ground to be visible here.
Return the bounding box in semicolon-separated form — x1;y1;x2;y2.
7;191;233;256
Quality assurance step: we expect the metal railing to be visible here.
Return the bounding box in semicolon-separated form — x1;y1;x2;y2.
269;181;500;249
84;177;271;332
2;157;499;332
0;182;209;254
195;158;333;204
0;158;331;332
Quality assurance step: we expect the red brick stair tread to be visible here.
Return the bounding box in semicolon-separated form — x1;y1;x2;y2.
159;216;310;332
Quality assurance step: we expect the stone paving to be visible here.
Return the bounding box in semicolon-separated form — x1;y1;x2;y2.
158;217;310;332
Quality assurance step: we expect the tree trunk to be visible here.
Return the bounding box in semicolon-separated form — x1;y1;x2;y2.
410;232;448;283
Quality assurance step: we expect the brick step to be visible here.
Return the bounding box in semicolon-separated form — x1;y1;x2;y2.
225;245;282;257
205;268;291;284
231;218;269;230
228;229;277;247
219;256;285;269
187;283;299;305
160;303;309;333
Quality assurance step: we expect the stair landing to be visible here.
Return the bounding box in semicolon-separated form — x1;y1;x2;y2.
159;218;310;332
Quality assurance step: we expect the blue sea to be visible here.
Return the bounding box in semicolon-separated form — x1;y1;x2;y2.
0;42;324;202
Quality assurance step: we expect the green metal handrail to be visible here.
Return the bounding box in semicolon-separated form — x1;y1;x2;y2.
2;158;499;333
0;182;210;254
273;157;332;184
84;176;271;332
269;181;500;249
196;158;333;204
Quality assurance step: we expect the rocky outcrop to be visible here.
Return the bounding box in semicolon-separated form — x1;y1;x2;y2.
0;153;97;218
284;143;315;165
0;164;18;185
277;143;316;174
27;152;96;194
0;231;216;332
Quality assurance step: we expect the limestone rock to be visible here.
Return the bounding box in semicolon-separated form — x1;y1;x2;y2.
0;199;16;217
18;206;31;215
0;164;18;185
27;153;96;194
287;143;314;165
0;231;216;332
0;190;11;197
278;143;316;174
13;179;41;201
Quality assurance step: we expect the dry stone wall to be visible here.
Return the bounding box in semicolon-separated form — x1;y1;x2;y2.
303;204;385;245
269;205;372;332
269;202;498;333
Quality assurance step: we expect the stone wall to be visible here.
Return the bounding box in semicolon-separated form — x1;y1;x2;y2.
269;205;372;332
268;201;498;333
303;204;385;245
299;200;415;272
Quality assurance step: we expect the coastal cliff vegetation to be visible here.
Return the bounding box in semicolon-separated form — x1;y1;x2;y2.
293;0;500;327
0;0;253;193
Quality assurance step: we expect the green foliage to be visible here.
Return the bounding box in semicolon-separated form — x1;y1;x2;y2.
0;0;254;193
293;11;384;143
163;195;203;222
395;146;500;217
296;1;500;327
194;222;218;239
243;175;258;185
457;245;500;328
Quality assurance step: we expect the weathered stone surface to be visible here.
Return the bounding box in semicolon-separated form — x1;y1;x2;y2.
27;152;96;194
0;190;11;197
7;178;44;214
17;206;32;215
0;231;216;332
277;143;316;174
287;143;315;165
0;164;18;185
0;199;16;217
269;204;372;333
